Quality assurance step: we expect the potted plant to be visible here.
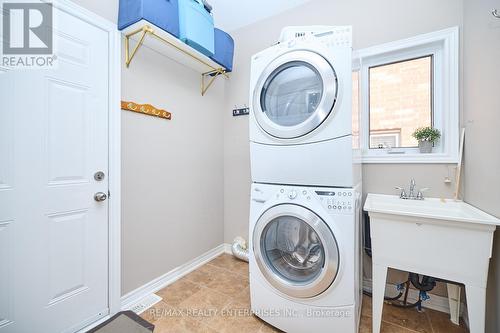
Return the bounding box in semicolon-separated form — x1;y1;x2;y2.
412;127;441;153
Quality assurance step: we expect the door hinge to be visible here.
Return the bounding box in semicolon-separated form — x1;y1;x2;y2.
108;190;111;199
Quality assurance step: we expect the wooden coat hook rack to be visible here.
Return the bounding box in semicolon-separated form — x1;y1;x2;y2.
121;101;172;120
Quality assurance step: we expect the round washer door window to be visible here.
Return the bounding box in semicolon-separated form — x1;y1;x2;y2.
253;50;338;139
253;204;340;298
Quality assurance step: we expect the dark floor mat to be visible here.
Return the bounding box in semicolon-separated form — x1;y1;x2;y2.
87;311;154;333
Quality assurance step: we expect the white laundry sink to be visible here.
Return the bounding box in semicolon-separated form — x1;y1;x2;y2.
364;194;500;226
364;193;500;333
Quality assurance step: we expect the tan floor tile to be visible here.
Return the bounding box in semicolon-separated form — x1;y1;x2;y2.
361;294;372;318
153;311;218;333
142;301;216;332
361;296;465;333
183;263;226;287
206;269;249;298
208;254;249;277
142;257;469;333
235;286;251;309
177;286;232;320
140;300;172;324
205;300;264;333
381;304;433;333
359;314;416;333
426;308;468;333
156;278;202;307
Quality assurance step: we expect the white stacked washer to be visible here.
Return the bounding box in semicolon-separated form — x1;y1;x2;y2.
249;183;362;333
248;26;362;333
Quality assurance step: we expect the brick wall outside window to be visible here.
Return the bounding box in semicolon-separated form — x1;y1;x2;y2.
368;56;432;148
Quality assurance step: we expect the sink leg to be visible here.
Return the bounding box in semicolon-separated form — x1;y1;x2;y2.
465;284;486;333
372;264;388;333
446;283;461;325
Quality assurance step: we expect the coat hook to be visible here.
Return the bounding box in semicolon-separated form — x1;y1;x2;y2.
493;9;500;18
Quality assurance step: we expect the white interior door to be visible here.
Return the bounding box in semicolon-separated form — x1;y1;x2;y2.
0;5;110;333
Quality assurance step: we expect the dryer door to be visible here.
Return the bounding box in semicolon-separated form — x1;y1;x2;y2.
253;50;338;139
253;204;340;298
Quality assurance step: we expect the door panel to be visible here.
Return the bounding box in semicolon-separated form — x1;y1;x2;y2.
0;221;14;330
0;68;14;190
0;5;110;333
47;210;88;306
47;79;89;184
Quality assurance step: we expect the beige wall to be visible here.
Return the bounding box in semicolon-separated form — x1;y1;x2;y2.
120;46;225;295
73;0;225;295
463;1;500;332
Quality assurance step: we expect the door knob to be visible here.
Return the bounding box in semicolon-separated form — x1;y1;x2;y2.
94;192;107;202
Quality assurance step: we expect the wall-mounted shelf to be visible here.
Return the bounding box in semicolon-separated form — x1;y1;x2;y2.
122;20;228;96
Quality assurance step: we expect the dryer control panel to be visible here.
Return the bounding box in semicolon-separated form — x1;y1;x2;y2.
316;190;355;213
279;25;352;47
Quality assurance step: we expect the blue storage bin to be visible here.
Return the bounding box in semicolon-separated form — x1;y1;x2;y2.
118;0;180;38
210;28;234;72
178;0;215;57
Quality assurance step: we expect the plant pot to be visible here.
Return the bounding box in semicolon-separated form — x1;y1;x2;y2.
418;140;433;153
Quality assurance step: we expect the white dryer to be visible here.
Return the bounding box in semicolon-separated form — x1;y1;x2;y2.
249;183;362;333
249;26;359;187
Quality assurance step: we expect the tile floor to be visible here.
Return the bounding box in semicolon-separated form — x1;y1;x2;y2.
141;254;469;333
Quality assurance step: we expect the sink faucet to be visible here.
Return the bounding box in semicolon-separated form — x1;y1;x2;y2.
409;179;416;199
395;179;428;200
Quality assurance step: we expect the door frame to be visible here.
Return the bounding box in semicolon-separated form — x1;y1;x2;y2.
52;0;122;319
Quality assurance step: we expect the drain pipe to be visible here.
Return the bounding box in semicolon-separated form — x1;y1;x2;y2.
231;236;249;262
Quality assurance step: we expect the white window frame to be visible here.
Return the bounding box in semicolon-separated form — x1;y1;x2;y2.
354;27;459;163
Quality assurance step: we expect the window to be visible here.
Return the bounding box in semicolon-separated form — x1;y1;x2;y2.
369;56;432;149
354;27;459;163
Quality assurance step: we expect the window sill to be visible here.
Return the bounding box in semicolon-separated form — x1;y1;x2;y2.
361;152;458;164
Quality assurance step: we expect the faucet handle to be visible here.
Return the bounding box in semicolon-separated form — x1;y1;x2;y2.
395;186;407;199
416;188;429;200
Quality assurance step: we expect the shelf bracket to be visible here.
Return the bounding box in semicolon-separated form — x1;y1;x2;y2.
124;25;229;96
201;69;227;96
125;26;153;67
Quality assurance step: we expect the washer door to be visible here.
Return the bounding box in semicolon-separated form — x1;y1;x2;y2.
253;204;340;298
253;50;338;139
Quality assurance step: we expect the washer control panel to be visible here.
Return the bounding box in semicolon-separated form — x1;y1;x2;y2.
316;190;354;212
268;186;356;214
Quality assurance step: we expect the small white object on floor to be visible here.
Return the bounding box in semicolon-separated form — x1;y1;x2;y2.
128;294;163;315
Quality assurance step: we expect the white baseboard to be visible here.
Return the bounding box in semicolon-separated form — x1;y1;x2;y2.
121;244;226;310
223;242;232;254
363;279;465;316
